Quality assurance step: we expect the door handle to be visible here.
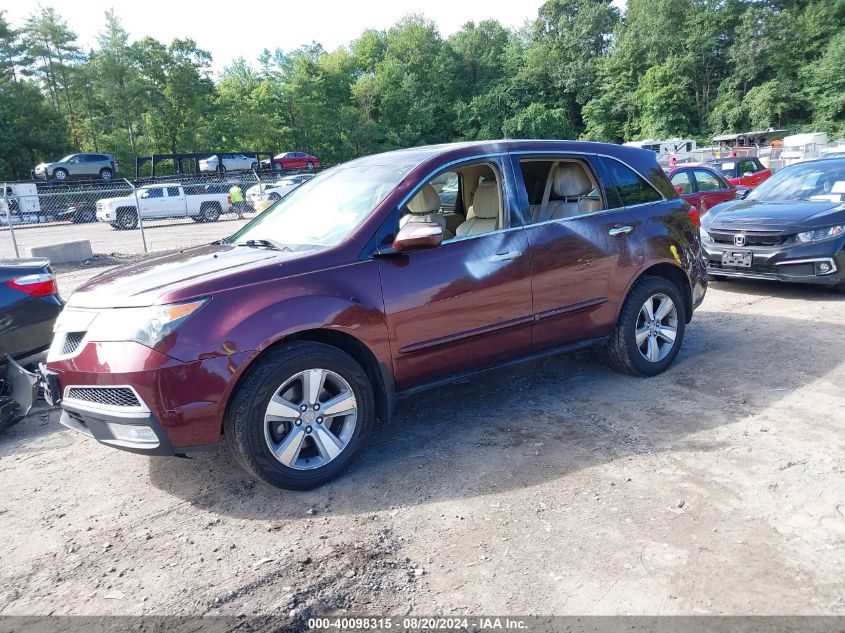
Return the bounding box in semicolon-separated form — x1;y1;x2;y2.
489;251;522;263
608;225;633;236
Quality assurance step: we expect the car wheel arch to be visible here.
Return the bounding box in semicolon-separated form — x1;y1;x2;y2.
619;262;693;325
219;326;395;441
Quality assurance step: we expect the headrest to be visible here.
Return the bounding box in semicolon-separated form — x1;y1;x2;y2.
472;181;499;219
554;164;593;197
408;184;440;215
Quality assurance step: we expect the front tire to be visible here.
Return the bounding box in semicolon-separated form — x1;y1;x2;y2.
224;342;375;490
607;276;686;377
53;168;68;181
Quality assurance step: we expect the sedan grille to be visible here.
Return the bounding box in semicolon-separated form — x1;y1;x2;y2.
65;387;141;408
62;332;86;355
709;230;788;246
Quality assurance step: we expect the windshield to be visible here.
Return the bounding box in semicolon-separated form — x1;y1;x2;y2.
58;155;75;162
748;161;845;202
231;162;415;249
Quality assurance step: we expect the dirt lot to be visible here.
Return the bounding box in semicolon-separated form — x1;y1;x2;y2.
0;266;843;620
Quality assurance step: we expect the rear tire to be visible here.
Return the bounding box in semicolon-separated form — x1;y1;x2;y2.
306;161;315;171
200;202;220;223
250;162;258;172
73;208;95;223
99;168;113;182
607;275;686;377
116;208;138;230
835;283;845;295
224;342;375;490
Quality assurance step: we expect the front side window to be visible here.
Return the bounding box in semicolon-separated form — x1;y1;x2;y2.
400;163;502;240
602;158;662;206
233;162;415;249
142;188;164;199
670;170;693;194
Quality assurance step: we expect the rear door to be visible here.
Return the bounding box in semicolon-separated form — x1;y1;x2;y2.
692;168;735;213
165;186;187;218
514;154;640;351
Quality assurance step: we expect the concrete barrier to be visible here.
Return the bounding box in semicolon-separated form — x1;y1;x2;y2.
29;240;93;264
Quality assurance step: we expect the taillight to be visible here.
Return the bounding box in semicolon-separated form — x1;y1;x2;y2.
688;206;701;227
7;273;58;298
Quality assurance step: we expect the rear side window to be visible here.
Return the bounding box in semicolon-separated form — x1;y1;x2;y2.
693;169;728;191
670;170;693;194
602;158;662;206
166;187;180;197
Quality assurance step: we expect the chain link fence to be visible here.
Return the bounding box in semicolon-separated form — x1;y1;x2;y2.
0;169;320;261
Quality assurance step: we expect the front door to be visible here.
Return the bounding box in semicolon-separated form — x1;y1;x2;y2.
377;160;533;390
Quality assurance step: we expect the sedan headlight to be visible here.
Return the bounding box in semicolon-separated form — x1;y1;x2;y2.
87;299;208;348
796;225;845;243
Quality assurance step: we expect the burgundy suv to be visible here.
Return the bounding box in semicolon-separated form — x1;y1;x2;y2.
45;141;707;489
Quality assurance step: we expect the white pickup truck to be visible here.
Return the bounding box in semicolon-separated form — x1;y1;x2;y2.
96;183;232;230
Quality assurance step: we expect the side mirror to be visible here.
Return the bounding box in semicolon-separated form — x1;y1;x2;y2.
674;186;685;194
735;187;750;200
392;221;443;252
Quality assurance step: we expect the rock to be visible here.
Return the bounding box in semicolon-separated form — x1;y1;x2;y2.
298;555;312;565
254;558;274;567
676;499;685;508
413;568;424;577
306;507;317;515
104;591;124;600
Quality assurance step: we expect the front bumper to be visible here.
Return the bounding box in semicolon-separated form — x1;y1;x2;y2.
702;239;845;286
47;341;253;456
97;208;115;222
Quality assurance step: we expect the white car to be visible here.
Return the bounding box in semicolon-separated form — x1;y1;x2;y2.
198;153;259;174
245;174;314;208
96;184;232;230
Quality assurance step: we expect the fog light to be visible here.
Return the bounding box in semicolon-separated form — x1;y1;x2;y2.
815;261;833;275
107;423;159;446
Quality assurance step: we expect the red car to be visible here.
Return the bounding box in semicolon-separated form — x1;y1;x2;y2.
264;152;320;171
45;141;706;489
706;157;772;189
664;164;742;215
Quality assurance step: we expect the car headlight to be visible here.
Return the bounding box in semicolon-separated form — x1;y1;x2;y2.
87;299;208;348
699;227;712;242
796;225;845;243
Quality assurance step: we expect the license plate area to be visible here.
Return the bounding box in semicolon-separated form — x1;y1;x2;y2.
721;249;752;268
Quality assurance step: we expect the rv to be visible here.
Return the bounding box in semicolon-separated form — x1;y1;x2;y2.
623;138;698;164
781;133;828;165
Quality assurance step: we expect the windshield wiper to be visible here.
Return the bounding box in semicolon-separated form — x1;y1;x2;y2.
236;238;291;251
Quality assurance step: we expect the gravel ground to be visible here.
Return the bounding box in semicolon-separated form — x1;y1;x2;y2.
0;267;843;620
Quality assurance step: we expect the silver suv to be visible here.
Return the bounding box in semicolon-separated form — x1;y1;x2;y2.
33;153;119;182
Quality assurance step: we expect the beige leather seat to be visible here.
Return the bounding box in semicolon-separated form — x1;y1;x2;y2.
531;164;602;223
401;184;453;239
456;181;499;237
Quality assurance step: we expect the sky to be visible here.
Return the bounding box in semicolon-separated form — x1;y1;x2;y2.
5;0;561;73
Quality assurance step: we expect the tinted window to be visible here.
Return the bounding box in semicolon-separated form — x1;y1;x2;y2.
143;188;164;199
603;159;662;205
166;187;180;197
693;169;726;191
670;170;693;194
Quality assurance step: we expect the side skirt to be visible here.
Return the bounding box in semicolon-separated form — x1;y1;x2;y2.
397;336;609;399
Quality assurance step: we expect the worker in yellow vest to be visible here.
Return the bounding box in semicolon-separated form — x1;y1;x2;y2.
229;184;245;219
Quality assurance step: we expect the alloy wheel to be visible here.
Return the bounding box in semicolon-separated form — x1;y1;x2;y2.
635;293;679;363
263;368;358;470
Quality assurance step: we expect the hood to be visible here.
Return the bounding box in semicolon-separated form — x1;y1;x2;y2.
704;198;845;231
67;243;298;308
